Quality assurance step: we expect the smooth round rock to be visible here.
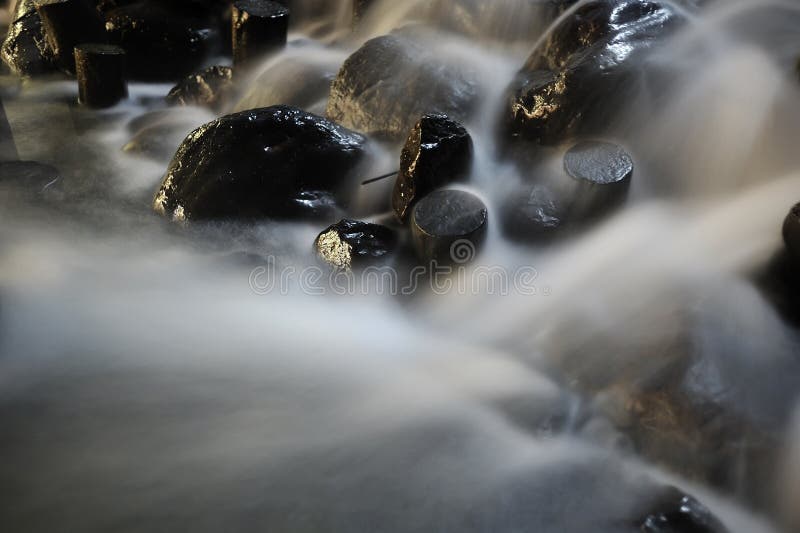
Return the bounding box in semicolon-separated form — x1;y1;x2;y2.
36;0;107;74
411;189;488;265
392;113;473;223
564;140;633;218
783;202;800;262
75;43;127;108
501;184;568;243
315;219;397;270
232;0;289;68
166;65;234;110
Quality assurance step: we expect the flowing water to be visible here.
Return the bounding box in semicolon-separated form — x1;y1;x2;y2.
1;0;800;531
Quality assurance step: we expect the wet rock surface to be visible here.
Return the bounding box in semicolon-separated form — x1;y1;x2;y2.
564;140;633;218
104;1;217;81
326;32;479;140
502;0;685;146
123;118;202;162
153;105;367;222
411;189;487;264
75;43;127;108
166;65;234;110
36;0;107;74
639;487;730;533
782;202;800;262
1;0;55;76
231;0;289;68
393;113;473;223
315;218;397;269
502;183;569;243
0;160;61;191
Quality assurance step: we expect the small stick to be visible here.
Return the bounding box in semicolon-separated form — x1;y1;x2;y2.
361;170;399;185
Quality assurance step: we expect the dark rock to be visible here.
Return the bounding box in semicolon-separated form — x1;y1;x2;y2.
326;32;479;140
352;0;374;23
75;43;127;108
503;0;684;146
783;202;800;262
166;65;234;110
231;0;289;68
123;119;201;162
392;113;473;223
153;105;367;222
410;189;487;264
1;0;56;76
315;219;397;269
0;160;62;197
639;487;729;533
563;140;633;218
36;0;107;74
501;183;568;243
104;1;217;81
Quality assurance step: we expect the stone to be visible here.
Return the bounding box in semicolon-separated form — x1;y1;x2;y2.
563;140;633;218
104;1;217;81
782;202;800;262
502;0;685;146
36;0;107;74
153;105;367;222
392;113;473;223
326;32;478;140
75;43;127;108
1;0;56;76
501;183;568;243
639;487;729;533
166;65;234;110
231;0;289;68
315;219;397;270
410;189;487;264
122;119;201;162
0;160;62;198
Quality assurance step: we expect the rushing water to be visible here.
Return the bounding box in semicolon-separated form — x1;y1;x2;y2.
2;0;800;531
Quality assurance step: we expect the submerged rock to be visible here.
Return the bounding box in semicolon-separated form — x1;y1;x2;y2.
104;1;217;81
410;189;487;264
0;160;62;200
326;32;478;140
639;487;730;533
153;105;367;222
392;113;473;223
166;65;234;110
123;119;202;162
782;202;800;262
1;0;55;76
502;183;568;243
503;0;684;146
315;219;397;269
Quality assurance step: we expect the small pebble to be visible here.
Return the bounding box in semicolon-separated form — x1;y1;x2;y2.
315;218;397;270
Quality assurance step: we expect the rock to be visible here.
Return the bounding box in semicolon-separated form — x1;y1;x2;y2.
503;0;684;146
36;0;107;74
326;32;479;140
231;0;289;68
352;0;374;24
1;0;56;76
639;487;729;533
501;183;568;243
392;113;473;223
234;54;338;114
123;119;201;162
75;43;127;108
104;1;217;81
783;202;800;262
0;160;62;198
410;189;487;264
153;105;367;222
166;65;234;110
563;140;633;218
315;219;397;270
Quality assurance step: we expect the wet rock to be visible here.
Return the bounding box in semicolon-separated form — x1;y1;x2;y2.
503;0;685;146
639;487;729;533
0;160;62;198
392;113;473;223
501;183;568;243
782;202;800;262
326;32;478;140
104;1;217;81
564;140;633;218
234;54;338;114
75;43;127;108
36;0;107;74
166;65;234;110
352;0;374;23
315;219;397;270
410;189;487;264
231;0;289;68
1;0;56;76
153;105;367;222
123;119;201;162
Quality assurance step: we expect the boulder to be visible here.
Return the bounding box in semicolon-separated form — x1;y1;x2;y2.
502;0;685;146
153;105;367;222
166;65;234;110
315;219;397;270
1;0;56;76
392;113;473;223
326;32;479;140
